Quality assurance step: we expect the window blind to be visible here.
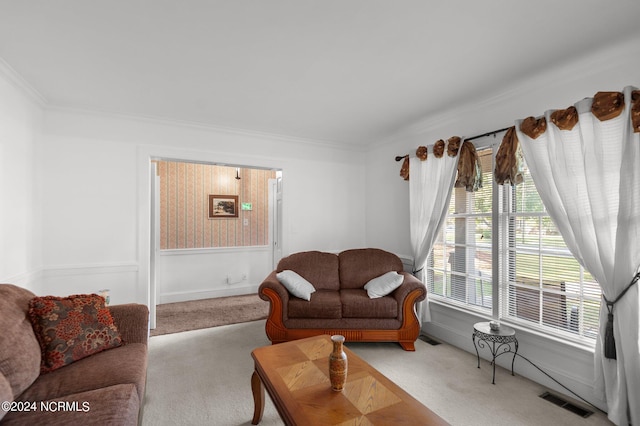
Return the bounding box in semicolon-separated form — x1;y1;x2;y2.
428;149;494;312
427;144;601;345
501;163;601;341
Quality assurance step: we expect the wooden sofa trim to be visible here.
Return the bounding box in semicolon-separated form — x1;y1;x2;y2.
261;287;424;351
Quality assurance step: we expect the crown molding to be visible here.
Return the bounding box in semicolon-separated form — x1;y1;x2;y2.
46;103;365;153
373;32;640;149
0;56;363;153
0;56;47;107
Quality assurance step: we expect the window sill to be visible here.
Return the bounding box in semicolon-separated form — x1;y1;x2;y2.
499;319;596;354
428;298;596;355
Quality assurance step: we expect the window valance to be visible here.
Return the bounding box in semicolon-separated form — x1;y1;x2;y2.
398;87;640;191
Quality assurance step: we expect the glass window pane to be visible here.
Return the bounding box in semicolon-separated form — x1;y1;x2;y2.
508;284;539;323
541;255;581;288
473;189;492;214
473;248;492;280
429;271;445;297
431;242;446;270
445;219;455;243
583;282;601;300
502;157;600;344
512;252;540;285
514;168;546;213
450;273;467;301
540;219;565;248
473;217;492;245
541;289;568;330
427;148;493;312
472;277;492;309
513;216;540;248
582;299;601;339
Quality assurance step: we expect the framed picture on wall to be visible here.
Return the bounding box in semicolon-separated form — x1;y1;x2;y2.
209;195;239;218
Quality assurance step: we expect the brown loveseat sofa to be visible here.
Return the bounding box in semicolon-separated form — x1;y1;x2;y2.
259;248;426;351
0;284;148;425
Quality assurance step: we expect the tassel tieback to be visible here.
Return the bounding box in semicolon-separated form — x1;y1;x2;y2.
602;272;640;359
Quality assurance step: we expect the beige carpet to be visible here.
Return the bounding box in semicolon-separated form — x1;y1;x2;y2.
143;321;612;426
150;294;269;336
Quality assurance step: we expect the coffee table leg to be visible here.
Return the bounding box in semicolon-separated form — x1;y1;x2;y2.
251;371;265;425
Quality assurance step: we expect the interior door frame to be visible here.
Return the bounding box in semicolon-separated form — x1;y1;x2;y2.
149;161;160;329
269;172;283;269
138;147;283;329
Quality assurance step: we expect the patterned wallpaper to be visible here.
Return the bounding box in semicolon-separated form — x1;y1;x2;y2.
157;161;276;249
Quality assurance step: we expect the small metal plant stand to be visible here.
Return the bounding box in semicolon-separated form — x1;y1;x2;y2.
472;322;518;384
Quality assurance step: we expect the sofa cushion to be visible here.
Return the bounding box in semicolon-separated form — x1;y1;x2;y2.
28;294;123;373
0;284;42;402
340;289;398;319
277;251;340;291
288;291;342;319
2;383;139;426
339;248;404;289
364;271;404;298
17;342;147;405
0;375;12;421
276;270;316;301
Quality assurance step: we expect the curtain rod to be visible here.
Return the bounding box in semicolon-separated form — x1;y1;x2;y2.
394;126;512;161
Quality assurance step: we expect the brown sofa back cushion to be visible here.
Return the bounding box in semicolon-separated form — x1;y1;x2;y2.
277;251;340;291
0;284;42;403
339;249;404;289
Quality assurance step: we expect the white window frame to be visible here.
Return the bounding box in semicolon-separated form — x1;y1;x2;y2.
426;139;600;348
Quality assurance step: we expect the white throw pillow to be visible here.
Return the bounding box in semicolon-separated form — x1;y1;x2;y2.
276;270;316;301
364;271;404;299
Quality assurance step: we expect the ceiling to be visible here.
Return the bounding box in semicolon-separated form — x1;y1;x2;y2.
1;1;640;146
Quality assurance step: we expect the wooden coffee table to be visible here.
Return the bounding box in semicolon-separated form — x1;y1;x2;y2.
251;335;449;425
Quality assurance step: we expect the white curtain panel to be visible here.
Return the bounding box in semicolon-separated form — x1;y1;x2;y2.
409;152;459;323
516;86;640;426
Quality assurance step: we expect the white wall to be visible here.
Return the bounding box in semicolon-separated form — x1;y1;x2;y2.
364;33;640;411
0;61;43;292
158;247;271;303
38;108;366;305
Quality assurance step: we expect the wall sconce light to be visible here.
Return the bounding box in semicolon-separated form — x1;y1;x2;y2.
235;168;241;180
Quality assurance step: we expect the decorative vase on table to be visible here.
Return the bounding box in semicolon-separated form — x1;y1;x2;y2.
329;335;347;391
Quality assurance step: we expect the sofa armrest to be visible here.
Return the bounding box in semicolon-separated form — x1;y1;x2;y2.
109;304;149;345
391;273;426;324
258;271;290;320
393;272;427;306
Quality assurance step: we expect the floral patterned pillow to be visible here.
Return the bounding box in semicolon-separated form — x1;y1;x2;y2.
28;294;123;373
